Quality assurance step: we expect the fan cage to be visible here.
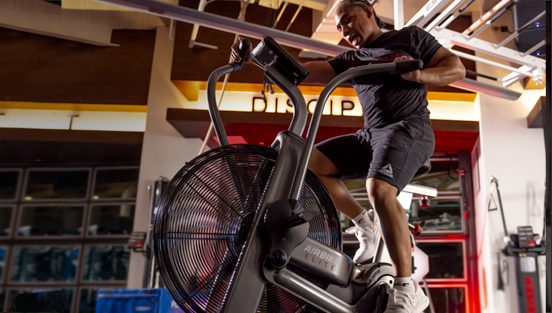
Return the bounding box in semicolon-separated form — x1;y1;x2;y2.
154;144;342;313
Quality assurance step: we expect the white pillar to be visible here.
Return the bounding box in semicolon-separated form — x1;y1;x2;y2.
477;89;545;313
127;26;203;289
394;0;404;30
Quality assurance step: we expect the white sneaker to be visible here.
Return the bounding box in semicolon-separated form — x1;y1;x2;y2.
345;210;379;264
384;280;429;313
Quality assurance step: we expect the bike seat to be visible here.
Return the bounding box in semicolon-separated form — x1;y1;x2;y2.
413;159;431;178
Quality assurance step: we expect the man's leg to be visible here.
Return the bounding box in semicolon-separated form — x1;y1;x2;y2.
309;148;380;263
309;148;363;219
367;177;429;313
365;177;410;276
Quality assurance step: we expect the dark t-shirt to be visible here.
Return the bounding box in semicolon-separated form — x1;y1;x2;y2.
327;26;442;130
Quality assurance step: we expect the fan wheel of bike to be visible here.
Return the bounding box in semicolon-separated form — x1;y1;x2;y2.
154;144;342;313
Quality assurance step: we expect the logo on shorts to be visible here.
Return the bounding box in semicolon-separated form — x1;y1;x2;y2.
378;164;394;178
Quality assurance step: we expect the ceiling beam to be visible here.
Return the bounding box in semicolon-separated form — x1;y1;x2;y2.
93;0;527;100
405;0;450;28
93;0;352;56
430;27;545;80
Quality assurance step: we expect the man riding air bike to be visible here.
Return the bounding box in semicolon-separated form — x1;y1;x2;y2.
232;1;466;312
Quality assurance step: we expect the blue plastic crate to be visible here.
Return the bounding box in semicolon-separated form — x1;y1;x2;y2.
96;288;184;313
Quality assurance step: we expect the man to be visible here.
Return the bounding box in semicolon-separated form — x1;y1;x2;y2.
232;0;465;311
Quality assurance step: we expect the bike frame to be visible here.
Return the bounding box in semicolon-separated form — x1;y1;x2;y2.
206;53;422;313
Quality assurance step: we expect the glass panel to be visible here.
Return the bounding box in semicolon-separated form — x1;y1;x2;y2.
82;246;131;281
19;206;84;237
11;246;80;282
342;179;366;195
423;287;466;313
24;170;89;200
417;242;464;279
0;289;4;312
339;212;352;231
408;199;463;232
0;247;8;283
411;161;460;192
0;247;6;283
0;207;12;236
0;171;19;200
6;289;74;313
89;204;135;236
93;168;139;200
79;288;99;313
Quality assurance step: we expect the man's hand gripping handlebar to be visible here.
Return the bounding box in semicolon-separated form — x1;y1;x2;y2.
230;38;251;71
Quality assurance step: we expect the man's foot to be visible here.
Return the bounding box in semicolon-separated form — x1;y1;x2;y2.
345;210;379;264
384;280;429;313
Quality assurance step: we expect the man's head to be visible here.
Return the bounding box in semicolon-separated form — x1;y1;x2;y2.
335;0;383;49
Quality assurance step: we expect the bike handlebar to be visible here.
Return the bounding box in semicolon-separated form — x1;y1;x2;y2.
393;59;424;74
289;60;424;200
206;38;424;193
231;39;251;71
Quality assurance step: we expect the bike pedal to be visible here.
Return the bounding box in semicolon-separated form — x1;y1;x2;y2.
354;258;374;267
373;284;390;313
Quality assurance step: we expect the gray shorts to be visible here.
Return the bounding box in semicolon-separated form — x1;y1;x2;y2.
314;120;435;193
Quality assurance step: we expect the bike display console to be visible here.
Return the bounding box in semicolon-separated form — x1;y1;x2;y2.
252;36;310;85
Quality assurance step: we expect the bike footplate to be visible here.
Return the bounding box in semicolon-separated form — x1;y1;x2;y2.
372;283;391;313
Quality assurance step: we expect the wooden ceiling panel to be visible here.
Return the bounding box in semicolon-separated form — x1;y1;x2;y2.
0;28;156;105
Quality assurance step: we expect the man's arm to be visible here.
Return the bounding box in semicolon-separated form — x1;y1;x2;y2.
301;61;338;85
396;47;466;86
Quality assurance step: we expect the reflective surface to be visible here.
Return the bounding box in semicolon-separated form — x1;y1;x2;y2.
79;288;99;313
0;207;12;236
423;287;466;313
24;170;89;200
408;199;463;232
19;206;84;237
411;161;460;192
6;289;74;313
417;242;464;279
0;246;6;283
82;245;130;281
11;246;79;282
92;168;139;200
343;160;460;194
342;179;367;195
0;171;19;200
88;204;135;236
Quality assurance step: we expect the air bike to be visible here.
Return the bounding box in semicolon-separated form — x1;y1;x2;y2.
153;37;434;313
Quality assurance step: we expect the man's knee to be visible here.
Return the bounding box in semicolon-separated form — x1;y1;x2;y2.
309;149;338;176
366;178;398;207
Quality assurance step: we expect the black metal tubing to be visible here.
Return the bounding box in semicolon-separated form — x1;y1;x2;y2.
264;66;308;137
490;177;510;239
221;132;307;313
458;0;476;13
489;0;520;24
206;64;308;147
466;69;498;81
206;64;234;146
290;60;422;200
544;2;550;310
